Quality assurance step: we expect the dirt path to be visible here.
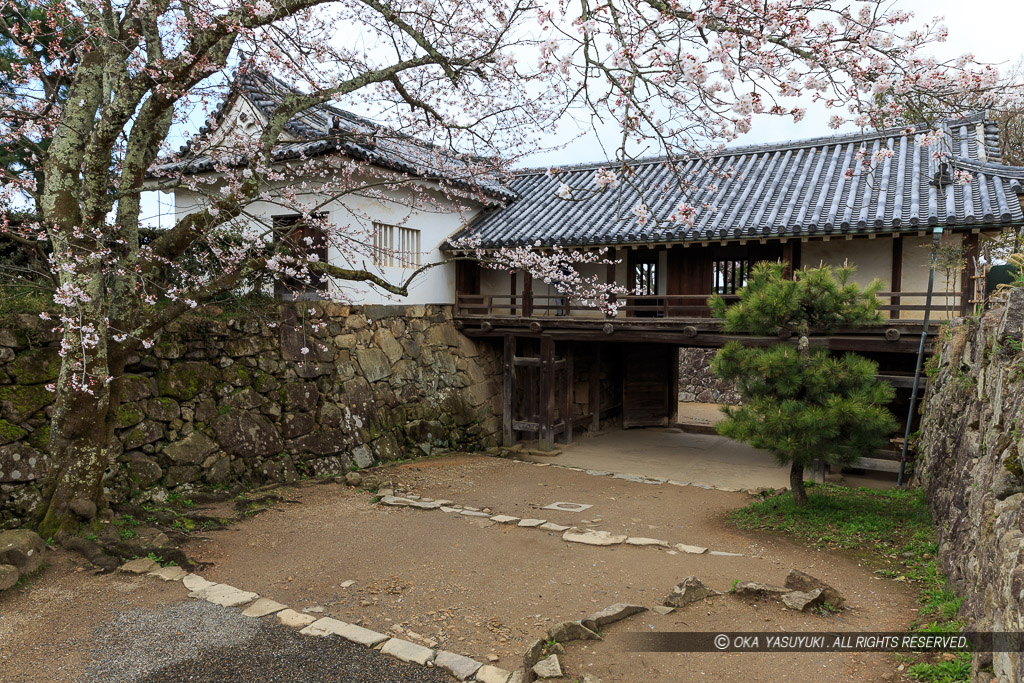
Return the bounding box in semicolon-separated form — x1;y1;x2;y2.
183;455;918;681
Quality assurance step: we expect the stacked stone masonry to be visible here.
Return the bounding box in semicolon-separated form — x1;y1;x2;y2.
915;288;1024;683
0;304;502;528
677;348;740;405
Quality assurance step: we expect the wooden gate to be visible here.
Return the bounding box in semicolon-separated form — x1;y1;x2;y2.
622;344;677;428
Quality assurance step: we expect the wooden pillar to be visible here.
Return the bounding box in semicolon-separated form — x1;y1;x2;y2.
510;272;517;316
781;240;794;278
890;236;903;320
606;247;617;317
502;335;516;447
539;336;556;450
589;346;602;433
559;345;574;445
669;346;679;427
961;232;980;316
523;272;534;318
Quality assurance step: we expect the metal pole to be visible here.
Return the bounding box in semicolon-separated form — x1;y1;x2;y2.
897;227;943;487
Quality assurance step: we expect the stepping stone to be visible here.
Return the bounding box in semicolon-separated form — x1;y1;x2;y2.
584;470;611;476
433;500;453;506
440;507;460;513
610;473;646;483
539;522;571;532
278;609;317;628
460;510;491;518
490;515;520;524
381;638;435;665
533;654;562;679
182;574;216;592
733;582;790;599
300;617;348;637
433;651;483;680
334;622;389;647
379;496;414;506
475;665;512;683
709;550;744;557
148;566;188;581
517;518;546;528
562;529;627;546
642;477;667;484
667;480;690;487
675;543;708;554
242;598;288;617
410;501;440;510
581;604;647;630
119;558;159;574
193;583;258;607
625;537;669;547
541;502;593;512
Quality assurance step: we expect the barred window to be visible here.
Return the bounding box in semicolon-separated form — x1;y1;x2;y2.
372;223;421;267
712;259;749;294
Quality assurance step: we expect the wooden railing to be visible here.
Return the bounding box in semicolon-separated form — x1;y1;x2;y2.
456;290;964;322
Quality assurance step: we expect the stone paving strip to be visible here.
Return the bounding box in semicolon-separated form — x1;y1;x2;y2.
119;564;527;682
508;457;754;494
377;494;743;557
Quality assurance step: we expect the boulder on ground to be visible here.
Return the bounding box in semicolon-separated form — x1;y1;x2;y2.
733;581;791;600
0;563;17;591
0;529;45;574
532;654;562;679
663;576;722;608
581;603;647;631
782;588;827;612
784;569;845;609
547;620;601;643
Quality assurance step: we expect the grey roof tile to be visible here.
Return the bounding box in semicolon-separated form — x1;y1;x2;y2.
453;112;1024;249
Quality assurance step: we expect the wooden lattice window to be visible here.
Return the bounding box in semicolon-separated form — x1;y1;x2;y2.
373;223;421;267
712;259;749;294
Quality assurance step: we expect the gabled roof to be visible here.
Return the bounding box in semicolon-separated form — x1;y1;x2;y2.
155;71;516;201
453;112;1024;249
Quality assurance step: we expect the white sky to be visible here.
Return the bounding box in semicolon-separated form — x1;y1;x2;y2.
523;0;1024;168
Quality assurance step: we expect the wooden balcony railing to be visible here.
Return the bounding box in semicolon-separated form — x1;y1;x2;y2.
456;290;963;323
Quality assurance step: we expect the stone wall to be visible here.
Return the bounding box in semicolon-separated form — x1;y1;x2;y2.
677;348;740;405
915;288;1024;682
0;304;502;528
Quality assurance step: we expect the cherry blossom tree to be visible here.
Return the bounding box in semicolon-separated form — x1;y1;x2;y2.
0;0;999;536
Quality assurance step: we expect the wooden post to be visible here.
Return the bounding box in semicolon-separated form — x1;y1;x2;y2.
539;336;555;450
890;235;903;320
510;272;517;316
961;232;980;316
589;346;602;433
559;345;574;444
669;346;679;427
606;247;617;317
503;335;516;447
781;240;794;278
523;272;534;318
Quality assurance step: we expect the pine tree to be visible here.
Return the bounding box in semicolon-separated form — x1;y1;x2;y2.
709;262;898;505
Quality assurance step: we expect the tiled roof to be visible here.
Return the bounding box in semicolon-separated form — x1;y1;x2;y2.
453;112;1024;249
155;71;515;201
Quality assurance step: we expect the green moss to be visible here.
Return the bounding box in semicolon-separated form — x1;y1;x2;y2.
0;418;27;444
156;362;220;400
0;384;55;422
115;403;145;428
7;347;60;384
222;365;249;384
26;424;50;450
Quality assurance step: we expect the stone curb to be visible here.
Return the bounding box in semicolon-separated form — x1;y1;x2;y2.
378;491;742;557
128;564;503;681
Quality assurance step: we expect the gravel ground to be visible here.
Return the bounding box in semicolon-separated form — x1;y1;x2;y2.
79;600;455;683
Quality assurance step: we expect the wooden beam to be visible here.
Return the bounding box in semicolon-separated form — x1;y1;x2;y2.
539;336;556;451
523;271;534;318
503;335;516;447
890;235;903;320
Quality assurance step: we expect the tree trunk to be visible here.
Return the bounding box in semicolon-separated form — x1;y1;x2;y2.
790;460;808;506
36;384;121;538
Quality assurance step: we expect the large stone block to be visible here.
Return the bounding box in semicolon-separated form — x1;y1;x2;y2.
0;529;45;574
282;382;319;412
0;384;55;423
212;410;283;458
157;362;221;400
0;443;47;483
355;348;392;383
162;431;219;466
6;348;60;385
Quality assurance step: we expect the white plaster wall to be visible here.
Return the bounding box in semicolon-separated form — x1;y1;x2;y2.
801;237;893;289
171;180;481;306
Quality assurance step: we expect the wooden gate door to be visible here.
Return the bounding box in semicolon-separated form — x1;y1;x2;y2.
622;344;676;428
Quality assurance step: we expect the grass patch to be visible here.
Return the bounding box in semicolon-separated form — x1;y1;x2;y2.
730;483;969;681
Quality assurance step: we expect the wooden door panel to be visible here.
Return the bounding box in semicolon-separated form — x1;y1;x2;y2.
622;344;674;428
